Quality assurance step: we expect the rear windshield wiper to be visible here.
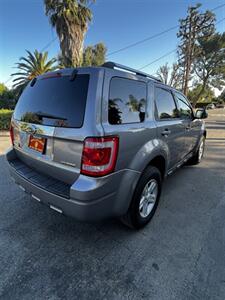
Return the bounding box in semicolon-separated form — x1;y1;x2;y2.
35;112;67;120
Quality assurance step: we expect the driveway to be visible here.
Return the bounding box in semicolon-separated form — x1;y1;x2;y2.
0;109;225;299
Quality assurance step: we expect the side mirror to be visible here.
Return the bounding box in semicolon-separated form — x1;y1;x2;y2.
195;109;208;119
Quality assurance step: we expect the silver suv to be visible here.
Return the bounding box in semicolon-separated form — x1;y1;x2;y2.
6;62;207;229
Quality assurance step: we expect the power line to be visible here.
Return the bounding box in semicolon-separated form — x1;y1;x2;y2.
40;36;58;52
107;25;179;57
33;2;225;59
139;49;177;70
211;3;225;11
216;16;225;25
3;3;224;85
138;16;225;71
3;1;95;85
107;3;225;58
3;77;12;85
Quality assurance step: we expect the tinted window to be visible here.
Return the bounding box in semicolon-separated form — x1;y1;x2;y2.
175;92;192;119
155;87;178;119
108;77;146;124
14;75;89;128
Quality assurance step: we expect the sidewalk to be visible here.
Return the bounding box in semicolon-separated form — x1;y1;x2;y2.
0;130;9;136
0;131;10;154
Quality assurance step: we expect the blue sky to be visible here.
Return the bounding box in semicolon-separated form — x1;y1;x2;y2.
0;0;224;87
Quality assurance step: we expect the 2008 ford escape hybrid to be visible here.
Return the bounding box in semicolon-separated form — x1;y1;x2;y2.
6;62;207;229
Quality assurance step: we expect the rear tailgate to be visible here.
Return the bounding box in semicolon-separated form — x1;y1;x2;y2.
11;71;91;185
12;121;84;184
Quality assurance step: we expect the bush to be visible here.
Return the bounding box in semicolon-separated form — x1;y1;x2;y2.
0;109;13;130
0;83;17;110
0;98;16;110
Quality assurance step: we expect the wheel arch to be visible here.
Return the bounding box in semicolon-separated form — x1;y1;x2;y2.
146;155;166;179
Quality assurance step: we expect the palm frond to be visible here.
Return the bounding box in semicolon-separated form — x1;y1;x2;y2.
11;49;57;90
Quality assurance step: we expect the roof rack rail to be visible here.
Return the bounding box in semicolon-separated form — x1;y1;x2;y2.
102;61;162;82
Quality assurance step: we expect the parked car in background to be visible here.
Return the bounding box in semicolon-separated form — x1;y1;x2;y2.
6;62;207;229
206;103;215;110
216;103;224;109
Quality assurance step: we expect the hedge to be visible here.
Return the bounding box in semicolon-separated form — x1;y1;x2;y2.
0;109;13;130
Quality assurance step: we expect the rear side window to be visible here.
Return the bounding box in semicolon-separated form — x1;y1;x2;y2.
174;92;193;119
108;77;147;124
155;87;178;120
14;75;89;128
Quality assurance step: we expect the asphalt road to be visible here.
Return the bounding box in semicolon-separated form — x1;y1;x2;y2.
0;109;225;300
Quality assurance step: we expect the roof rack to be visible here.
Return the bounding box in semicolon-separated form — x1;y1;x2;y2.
102;61;162;82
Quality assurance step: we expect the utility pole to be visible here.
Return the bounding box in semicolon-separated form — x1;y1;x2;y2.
177;4;215;96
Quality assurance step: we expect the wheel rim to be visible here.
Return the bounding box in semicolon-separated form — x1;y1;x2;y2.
198;140;204;161
139;179;158;218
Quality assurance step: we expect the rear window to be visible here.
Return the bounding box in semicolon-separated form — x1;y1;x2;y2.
108;77;147;124
14;74;89;128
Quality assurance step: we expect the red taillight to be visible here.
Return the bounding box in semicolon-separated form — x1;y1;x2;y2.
81;136;119;177
10;123;14;145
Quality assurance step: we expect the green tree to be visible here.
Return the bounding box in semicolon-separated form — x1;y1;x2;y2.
217;90;225;103
11;50;57;89
0;83;17;109
44;0;95;67
177;4;215;95
92;43;106;66
188;84;215;105
192;32;225;106
0;83;7;95
82;46;93;67
82;42;106;67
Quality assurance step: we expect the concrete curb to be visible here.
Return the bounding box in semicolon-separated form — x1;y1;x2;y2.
0;131;10;137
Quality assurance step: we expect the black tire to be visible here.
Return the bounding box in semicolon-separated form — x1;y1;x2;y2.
121;166;162;229
188;136;205;165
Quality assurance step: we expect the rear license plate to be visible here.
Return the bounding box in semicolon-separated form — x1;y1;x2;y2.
28;135;46;153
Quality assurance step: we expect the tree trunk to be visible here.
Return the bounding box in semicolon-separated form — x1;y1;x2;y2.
57;21;87;67
183;13;193;96
183;59;190;96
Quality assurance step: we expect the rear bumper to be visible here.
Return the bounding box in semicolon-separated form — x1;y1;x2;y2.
6;148;140;221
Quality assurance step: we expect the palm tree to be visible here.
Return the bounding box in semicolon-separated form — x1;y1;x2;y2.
11;49;57;89
44;0;94;67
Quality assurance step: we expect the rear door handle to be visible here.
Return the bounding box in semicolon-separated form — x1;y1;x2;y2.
161;129;171;136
